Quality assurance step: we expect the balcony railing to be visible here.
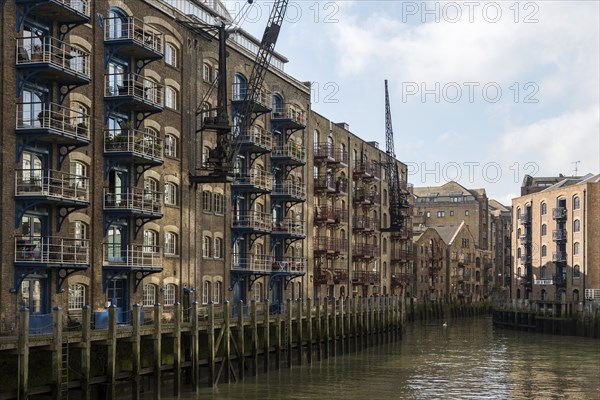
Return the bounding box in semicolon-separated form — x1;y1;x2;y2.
15;169;89;203
272;257;306;273
104;73;163;108
272;180;306;200
519;235;530;245
232;254;273;272
352;271;379;284
353;216;379;231
15;236;89;265
390;249;413;262
271;218;306;237
553;207;567;220
314;143;349;165
519;213;531;225
314;175;335;192
16;102;90;142
103;244;162;268
240;125;272;151
352;243;378;258
231;83;271;111
314;237;347;253
353;162;380;180
391;273;412;287
233;169;273;192
15;0;91;19
16;35;91;80
232;211;272;232
104;16;163;55
271;142;306;164
271;104;306;126
353;188;380;205
552;229;567;242
104;128;163;162
333;208;349;224
103;187;163;215
552;251;567;263
314;267;348;284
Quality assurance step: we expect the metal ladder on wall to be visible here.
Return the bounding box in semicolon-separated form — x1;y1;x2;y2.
60;341;69;398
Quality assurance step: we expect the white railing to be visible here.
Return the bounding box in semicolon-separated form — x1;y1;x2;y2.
232;211;272;231
272;257;306;273
103;244;162;268
16;35;91;78
231;83;271;106
15;236;89;264
103;187;163;215
272;180;306;200
272;218;306;236
16;102;90;140
234;168;273;191
241;125;272;150
104;16;163;54
232;254;274;272
33;0;91;17
104;128;163;160
15;169;89;202
272;105;306;125
272;141;306;162
104;73;164;107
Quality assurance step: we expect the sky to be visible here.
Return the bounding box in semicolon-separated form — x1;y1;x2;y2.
223;0;600;204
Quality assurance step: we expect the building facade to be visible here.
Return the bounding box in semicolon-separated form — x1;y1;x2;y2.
511;174;600;303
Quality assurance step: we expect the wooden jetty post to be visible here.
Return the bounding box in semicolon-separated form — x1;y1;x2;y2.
80;305;91;400
173;302;182;396
306;297;313;364
262;299;270;373
296;298;303;365
153;303;162;399
107;305;117;400
250;300;259;376
132;304;142;400
18;307;29;400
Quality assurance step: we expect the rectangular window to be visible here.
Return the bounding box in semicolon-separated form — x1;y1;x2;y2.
165;43;178;67
165;87;178;110
450;211;454;216
165;232;177;255
214;237;223;259
465;210;470;216
213;281;221;304
165;183;178;206
202;281;210;304
202;191;211;212
164;135;178;158
203;236;212;258
68;284;85;310
213;193;224;214
142;284;156;307
164;284;176;305
462;238;469;248
437;211;445;218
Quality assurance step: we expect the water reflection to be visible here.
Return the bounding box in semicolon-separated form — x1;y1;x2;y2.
180;318;599;400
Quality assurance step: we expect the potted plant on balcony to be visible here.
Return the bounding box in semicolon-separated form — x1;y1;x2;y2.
37;110;50;128
31;44;43;62
77;122;88;136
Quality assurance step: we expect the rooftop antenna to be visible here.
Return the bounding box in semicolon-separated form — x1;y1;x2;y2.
572;161;580;176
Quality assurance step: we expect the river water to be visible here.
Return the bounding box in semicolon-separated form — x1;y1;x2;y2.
183;317;600;399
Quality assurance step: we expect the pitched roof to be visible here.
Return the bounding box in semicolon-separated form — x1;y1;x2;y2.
488;199;510;212
413;181;476;198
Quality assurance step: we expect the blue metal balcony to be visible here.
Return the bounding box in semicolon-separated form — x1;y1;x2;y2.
16;0;90;26
16;102;90;146
104;73;164;114
104;16;163;61
104;128;163;166
15;168;89;207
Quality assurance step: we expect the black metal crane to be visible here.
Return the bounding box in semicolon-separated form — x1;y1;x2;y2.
382;79;410;232
184;0;290;183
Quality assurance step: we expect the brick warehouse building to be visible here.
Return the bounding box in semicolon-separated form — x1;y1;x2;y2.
0;0;411;332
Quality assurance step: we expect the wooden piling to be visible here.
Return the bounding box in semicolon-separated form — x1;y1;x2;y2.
153;303;162;399
296;298;303;365
315;297;322;361
237;300;245;381
80;306;91;400
250;300;259;376
18;307;29;400
132;304;141;400
52;307;63;400
286;298;293;368
306;298;313;364
331;297;337;357
207;302;215;386
262;299;270;373
173;302;181;396
323;297;329;359
339;297;345;355
190;302;199;392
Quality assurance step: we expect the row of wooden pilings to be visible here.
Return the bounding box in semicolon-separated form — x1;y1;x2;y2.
8;295;405;399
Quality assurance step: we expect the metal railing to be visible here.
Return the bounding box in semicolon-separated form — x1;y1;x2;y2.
314;143;349;165
553;207;567;220
353;188;381;205
16;102;90;140
272;180;306;200
16;35;91;78
232;254;273;272
353;162;380;179
104;16;163;54
23;0;91;17
552;252;567;263
271;218;306;236
272;257;306;273
314;175;335;191
352;271;379;284
232;211;272;231
352;243;378;258
103;187;163;214
314;236;348;252
390;249;412;262
15;236;89;264
272;104;306;125
314;205;335;221
272;142;306;162
15;169;89;202
233;168;273;191
353;216;379;231
231;83;271;106
103;244;162;268
240;125;272;150
552;229;567;241
519;213;531;225
104;73;163;107
104;128;163;160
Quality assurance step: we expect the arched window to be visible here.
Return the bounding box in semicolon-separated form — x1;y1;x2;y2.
383;213;388;228
383;262;387;277
164;134;178;157
69;160;87;189
541;202;547;215
541;224;547;236
203;236;212;258
383;238;387;253
202;281;210;304
541;266;547;279
516;207;521;219
143;284;156;307
214;237;223;259
144;177;159;203
143;229;158;253
383;189;388;206
68;284;86;310
540;289;546;301
74;220;88;247
517;267;522;277
573;219;581;232
541;245;547;257
164;283;176;305
517;228;521;238
573;196;580;210
327;135;334;157
165;86;178;110
517;247;522;259
165;182;178;205
254;282;263;302
107;8;129;40
202;190;211;211
573;265;581;278
165;43;178;67
165;232;178;255
213;281;222;304
202;63;212;81
234;73;247;100
272;93;284;114
573;242;580;255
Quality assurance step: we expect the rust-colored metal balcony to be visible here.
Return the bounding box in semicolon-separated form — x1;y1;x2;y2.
315;206;348;225
16;102;90;145
314;175;335;193
353;216;379;232
552;251;567;263
15;236;89;267
272;180;306;202
314;143;349;166
314;267;348;285
231;84;272;114
353;188;380;206
519;213;531;225
552;229;567;242
103;187;163;218
313;237;348;255
391;226;412;240
352;243;378;259
272;257;306;274
353;162;380;180
104;128;163;165
239;125;272;153
16;35;91;84
271;218;306;238
232;254;273;273
391;273;412;287
104;16;163;60
351;271;379;285
104;73;164;113
233;168;273;193
16;0;91;23
103;243;162;269
271;142;306;165
391;249;413;263
232;211;272;233
552;207;567;220
271;104;306;131
15;168;89;206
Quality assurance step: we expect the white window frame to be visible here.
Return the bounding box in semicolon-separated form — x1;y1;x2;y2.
164;284;176;306
202;281;210;304
203;236;212;258
165;86;178;110
165;43;178;67
164;134;178;158
213;281;222;304
214;237;223;259
68;284;85;310
143;230;158;253
165;232;177;255
165;182;178;206
143;284;156;307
